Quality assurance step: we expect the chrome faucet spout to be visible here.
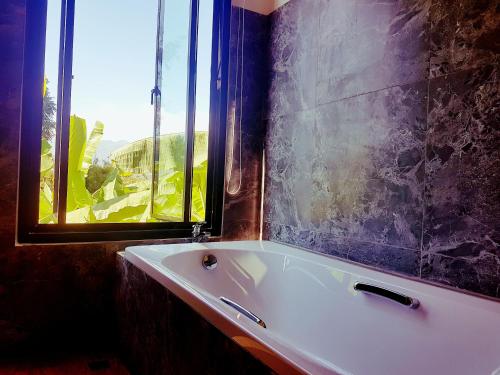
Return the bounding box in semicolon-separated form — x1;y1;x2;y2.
192;222;210;242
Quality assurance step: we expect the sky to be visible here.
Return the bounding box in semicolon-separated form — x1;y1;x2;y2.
45;0;213;145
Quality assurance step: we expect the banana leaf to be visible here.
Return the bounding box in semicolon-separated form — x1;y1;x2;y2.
82;121;104;173
38;182;56;224
66;205;96;223
40;139;54;177
191;160;208;221
92;190;150;222
66;115;93;212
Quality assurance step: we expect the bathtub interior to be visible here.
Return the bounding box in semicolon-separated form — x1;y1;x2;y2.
151;242;500;375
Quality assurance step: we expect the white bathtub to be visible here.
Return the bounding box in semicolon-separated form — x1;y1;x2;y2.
125;240;500;375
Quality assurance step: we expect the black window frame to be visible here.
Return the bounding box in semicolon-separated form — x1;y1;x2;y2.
18;0;231;243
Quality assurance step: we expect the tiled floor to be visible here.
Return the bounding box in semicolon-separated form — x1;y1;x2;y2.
0;356;130;375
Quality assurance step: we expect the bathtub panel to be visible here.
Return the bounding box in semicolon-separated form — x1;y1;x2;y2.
115;253;274;375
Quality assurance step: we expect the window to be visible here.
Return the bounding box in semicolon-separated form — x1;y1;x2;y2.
18;0;231;242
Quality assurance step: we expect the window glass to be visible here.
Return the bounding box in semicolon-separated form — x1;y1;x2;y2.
36;0;217;227
38;0;61;224
151;0;191;221
191;0;214;222
65;0;158;223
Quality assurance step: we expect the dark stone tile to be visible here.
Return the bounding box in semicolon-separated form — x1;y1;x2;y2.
268;0;325;118
224;133;262;240
228;6;270;138
312;82;427;248
421;253;500;298
425;65;500;263
348;241;421;276
116;256;273;375
0;0;24;246
429;0;500;78
0;244;119;355
317;0;430;103
223;6;268;241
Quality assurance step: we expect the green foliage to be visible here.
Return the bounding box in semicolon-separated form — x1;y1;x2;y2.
39;78;57;223
42;85;56;141
82;121;104;172
86;163;114;194
153;170;185;221
191;160;208;222
38;139;56;223
66;116;94;215
39;115;209;224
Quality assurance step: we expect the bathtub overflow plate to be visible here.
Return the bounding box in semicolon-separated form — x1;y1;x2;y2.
202;254;218;270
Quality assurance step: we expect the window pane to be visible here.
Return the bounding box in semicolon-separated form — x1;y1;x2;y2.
151;0;191;221
38;0;61;224
191;0;214;222
66;0;158;223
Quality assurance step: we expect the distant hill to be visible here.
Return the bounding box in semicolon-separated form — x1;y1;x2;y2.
95;140;128;163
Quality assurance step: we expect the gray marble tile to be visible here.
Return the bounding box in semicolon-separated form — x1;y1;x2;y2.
424;65;500;263
421;253;500;298
317;0;431;103
429;0;500;78
263;222;351;258
348;241;421;276
312;82;427;248
264;0;500;299
319;0;357;39
268;0;325;118
264;110;317;228
263;223;419;276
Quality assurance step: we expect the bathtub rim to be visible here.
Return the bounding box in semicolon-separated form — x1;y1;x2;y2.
268;239;500;303
122;239;500;375
127;239;500;304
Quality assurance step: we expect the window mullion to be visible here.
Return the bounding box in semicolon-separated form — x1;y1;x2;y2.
53;0;66;221
183;0;200;223
151;0;165;219
204;0;230;234
54;0;75;225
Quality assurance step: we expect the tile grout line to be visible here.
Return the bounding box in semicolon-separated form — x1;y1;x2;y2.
419;1;433;279
315;78;430;108
265;78;432;123
267;221;420;252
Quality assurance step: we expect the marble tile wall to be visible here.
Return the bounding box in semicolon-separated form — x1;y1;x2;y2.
0;2;267;355
263;0;500;298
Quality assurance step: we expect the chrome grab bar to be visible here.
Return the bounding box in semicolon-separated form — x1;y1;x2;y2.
220;297;267;328
354;282;420;309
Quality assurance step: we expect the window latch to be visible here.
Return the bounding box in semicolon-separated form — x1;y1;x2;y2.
150;86;161;105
